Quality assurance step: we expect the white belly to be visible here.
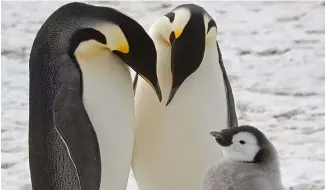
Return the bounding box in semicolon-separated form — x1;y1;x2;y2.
132;46;228;190
78;53;134;190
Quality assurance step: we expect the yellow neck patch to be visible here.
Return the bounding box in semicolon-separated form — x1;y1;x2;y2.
95;23;130;54
115;43;129;53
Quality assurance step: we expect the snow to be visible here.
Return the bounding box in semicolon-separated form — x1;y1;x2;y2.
1;1;325;190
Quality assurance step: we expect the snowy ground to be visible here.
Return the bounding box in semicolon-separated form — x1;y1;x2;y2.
2;1;325;190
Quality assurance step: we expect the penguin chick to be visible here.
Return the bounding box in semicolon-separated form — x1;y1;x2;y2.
203;125;285;190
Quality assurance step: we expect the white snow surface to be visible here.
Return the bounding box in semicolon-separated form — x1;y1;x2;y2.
2;1;325;190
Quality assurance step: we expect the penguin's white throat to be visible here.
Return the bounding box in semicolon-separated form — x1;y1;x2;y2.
74;44;134;189
74;45;133;140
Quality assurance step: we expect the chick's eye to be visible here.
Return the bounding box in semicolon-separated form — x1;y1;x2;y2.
239;140;246;145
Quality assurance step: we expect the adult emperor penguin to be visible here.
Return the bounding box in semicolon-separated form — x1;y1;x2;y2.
29;2;161;190
203;125;285;190
132;4;238;190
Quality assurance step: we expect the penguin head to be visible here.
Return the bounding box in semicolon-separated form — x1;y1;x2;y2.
210;125;272;163
150;4;217;105
68;3;162;101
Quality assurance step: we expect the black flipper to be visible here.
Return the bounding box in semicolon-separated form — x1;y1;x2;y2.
29;58;102;190
216;42;238;128
53;84;101;190
133;73;139;95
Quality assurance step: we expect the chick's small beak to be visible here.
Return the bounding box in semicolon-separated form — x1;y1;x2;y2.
210;131;232;146
210;131;224;140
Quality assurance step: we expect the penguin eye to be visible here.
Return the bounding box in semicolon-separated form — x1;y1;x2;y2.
239;140;246;145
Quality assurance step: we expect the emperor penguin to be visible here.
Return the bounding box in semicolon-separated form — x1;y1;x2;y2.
204;125;285;190
29;2;161;190
132;4;238;190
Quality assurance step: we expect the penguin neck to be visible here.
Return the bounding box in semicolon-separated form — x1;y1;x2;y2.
259;143;281;171
77;52;134;120
76;52;135;189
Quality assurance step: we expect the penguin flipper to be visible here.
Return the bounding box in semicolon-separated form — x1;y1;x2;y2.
216;42;238;128
53;84;101;190
133;73;139;95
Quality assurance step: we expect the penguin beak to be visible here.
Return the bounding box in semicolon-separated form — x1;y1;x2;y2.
166;86;178;106
210;131;231;146
166;15;206;106
210;131;224;140
113;33;162;102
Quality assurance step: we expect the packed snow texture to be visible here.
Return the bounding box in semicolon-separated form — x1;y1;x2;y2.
2;1;325;190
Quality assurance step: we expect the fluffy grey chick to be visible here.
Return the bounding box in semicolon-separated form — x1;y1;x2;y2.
203;125;285;190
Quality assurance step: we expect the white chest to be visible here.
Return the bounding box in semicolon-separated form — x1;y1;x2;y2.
77;52;134;190
133;40;229;190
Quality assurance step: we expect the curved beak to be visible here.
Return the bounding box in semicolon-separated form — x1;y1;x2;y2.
166;15;206;106
113;33;162;102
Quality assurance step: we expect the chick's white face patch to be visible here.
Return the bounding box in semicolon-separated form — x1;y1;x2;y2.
221;132;260;162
